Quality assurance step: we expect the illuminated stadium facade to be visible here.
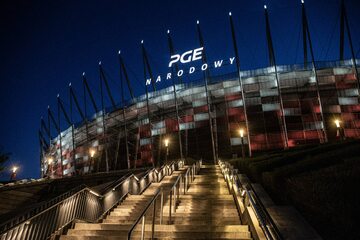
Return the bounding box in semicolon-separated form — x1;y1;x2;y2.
39;2;360;178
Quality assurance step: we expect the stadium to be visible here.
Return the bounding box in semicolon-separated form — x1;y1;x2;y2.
39;3;360;178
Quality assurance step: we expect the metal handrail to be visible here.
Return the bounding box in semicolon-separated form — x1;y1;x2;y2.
0;161;183;240
127;163;183;240
0;172;136;235
127;188;161;240
126;160;201;240
0;169;144;234
164;160;201;225
246;184;283;240
0;183;87;234
219;160;283;240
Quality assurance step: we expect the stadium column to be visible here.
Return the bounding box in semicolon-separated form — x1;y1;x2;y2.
39;117;51;176
69;87;76;175
196;20;217;164
229;12;252;157
58;94;77;175
340;0;360;90
264;5;289;149
141;40;156;167
38;130;45;177
82;73;97;172
48;106;63;177
40;117;50;176
302;1;328;143
99;62;110;172
118;51;132;169
45;113;52;177
70;83;88;173
166;30;184;162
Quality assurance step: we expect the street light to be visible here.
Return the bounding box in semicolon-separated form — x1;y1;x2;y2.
164;138;169;148
90;149;96;158
10;166;18;181
239;129;244;138
89;148;96;173
239;128;246;160
334;119;341;129
164;138;170;164
334;119;344;140
47;157;54;177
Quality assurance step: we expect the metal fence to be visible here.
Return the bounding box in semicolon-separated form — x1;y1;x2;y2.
0;160;183;240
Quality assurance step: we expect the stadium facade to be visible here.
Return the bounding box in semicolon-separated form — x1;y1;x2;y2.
39;2;360;178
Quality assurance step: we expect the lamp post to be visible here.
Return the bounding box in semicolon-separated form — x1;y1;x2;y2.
10;166;18;181
334;119;344;140
164;138;169;164
239;128;245;160
89;148;96;173
47;157;53;177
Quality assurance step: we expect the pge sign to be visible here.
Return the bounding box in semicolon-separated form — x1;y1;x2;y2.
145;47;234;86
168;47;203;67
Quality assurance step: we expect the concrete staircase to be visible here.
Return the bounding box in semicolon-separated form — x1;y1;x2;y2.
60;165;252;239
152;165;252;239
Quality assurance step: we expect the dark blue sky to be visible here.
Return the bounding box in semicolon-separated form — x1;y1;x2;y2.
0;0;359;180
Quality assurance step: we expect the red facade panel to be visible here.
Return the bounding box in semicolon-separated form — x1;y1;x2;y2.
165;119;179;132
304;130;320;140
181;115;194;123
288;131;305;140
228;107;244;116
341;105;360;112
225;94;241;101
194;105;209;114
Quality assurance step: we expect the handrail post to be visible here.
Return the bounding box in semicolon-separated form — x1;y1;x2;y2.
177;182;179;207
151;200;156;240
191;165;193;181
168;190;172;224
160;190;164;225
141;215;145;240
183;174;186;194
173;187;176;213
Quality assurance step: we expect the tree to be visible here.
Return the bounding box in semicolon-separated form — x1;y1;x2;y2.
0;147;10;173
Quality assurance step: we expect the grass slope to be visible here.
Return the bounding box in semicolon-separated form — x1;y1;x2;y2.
228;140;360;240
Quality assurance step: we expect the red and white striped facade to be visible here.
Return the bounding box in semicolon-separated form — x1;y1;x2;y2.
43;59;360;178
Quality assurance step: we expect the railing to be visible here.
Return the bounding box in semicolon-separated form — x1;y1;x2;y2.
219;160;283;240
127;159;201;240
0;160;184;240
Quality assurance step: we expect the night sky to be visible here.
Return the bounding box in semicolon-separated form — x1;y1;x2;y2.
0;0;359;180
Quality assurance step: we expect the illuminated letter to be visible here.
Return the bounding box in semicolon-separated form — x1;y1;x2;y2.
155;75;161;83
167;72;172;80
145;78;152;86
229;57;235;65
180;50;193;64
189;67;195;74
169;54;180;67
214;60;223;68
192;47;203;61
201;63;208;71
177;69;184;77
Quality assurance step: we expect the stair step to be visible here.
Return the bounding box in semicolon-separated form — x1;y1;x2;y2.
66;229;251;239
179;194;233;199
61;235;251;240
73;223;248;232
161;208;237;212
